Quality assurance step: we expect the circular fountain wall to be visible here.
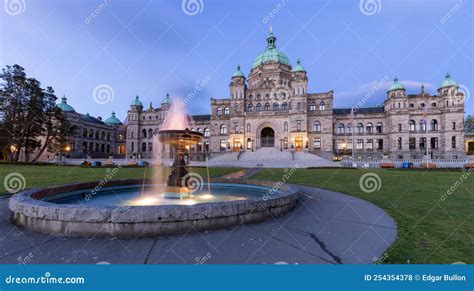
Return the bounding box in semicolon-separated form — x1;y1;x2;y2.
9;178;298;237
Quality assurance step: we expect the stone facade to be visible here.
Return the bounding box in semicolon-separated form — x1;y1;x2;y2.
124;31;467;161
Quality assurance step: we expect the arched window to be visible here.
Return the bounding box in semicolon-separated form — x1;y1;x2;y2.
376;122;383;134
273;102;279;110
204;128;210;137
409;120;416;131
419;120;426;131
142;129;147;138
347;124;353;134
216;108;222;115
224;107;230;115
148;129;153;139
430;119;438;131
357;123;364;134
220;124;227;134
337;123;345;134
247;103;253;112
319;101;326;111
197;128;202;133
284;122;288;133
256;103;262;112
309;102;316;111
264;103;270;111
246;123;251;133
366;123;373;134
313;121;321;132
281;102;288;110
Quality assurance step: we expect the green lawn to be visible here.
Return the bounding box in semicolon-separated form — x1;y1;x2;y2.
0;164;240;195
252;168;474;264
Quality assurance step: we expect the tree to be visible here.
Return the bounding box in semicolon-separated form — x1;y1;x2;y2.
0;64;70;162
465;115;473;132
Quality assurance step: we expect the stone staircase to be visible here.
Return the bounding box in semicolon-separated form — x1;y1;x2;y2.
199;148;339;168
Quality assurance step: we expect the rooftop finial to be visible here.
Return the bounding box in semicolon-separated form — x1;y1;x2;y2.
446;72;450;79
269;26;272;33
421;84;425;94
394;76;398;82
237;64;241;70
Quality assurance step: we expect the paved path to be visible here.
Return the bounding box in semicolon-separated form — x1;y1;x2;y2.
0;184;397;264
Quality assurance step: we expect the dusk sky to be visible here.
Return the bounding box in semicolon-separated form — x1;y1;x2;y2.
1;0;473;121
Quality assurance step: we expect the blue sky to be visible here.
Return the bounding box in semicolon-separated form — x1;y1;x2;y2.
1;0;473;120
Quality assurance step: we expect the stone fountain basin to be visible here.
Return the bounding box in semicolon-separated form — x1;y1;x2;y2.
8;178;298;238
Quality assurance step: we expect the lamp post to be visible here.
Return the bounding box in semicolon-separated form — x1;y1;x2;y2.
9;145;17;161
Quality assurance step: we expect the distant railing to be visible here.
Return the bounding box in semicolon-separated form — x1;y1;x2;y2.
341;157;468;168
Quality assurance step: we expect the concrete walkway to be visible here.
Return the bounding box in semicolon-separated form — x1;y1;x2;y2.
0;184;397;264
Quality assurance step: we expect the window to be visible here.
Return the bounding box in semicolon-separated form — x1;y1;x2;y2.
452;136;456;149
419;137;426;150
142;129;147;138
430;119;438;131
419;120;426;131
246;123;251;133
357;123;364;134
347;124;353;134
313;121;321;132
220;124;227;134
431;137;438;149
281;102;288;110
284;122;288;133
309;102;316;111
356;139;364;150
398;137;402;149
273;103;279;110
264;103;270;111
337;139;346;150
224;107;230;115
131;142;134;151
452;122;456;130
216;108;222;115
376;123;383;133
366;139;374;150
142;142;147;152
319;101;326;111
204;128;210;137
220;140;226;151
409;120;416;132
247;103;253;112
337;124;345;134
409;103;414;108
297;121;302;131
148;142;153;152
256;103;262;112
409;138;416;149
313;138;321;149
366;123;373;134
148;129;153;138
398;123;402;132
377;139;383;150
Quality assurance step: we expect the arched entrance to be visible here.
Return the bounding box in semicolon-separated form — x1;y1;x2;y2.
260;127;275;147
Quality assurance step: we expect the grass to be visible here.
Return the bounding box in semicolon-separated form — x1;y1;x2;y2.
0;164;240;195
252;168;474;264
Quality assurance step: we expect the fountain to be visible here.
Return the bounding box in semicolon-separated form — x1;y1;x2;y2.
156;128;203;199
8;97;298;237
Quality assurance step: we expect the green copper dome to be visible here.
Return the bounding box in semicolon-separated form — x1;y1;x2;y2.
252;30;290;69
131;95;143;107
232;65;245;78
162;93;171;105
104;111;122;125
293;59;305;72
57;95;75;112
387;77;405;92
439;73;457;89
